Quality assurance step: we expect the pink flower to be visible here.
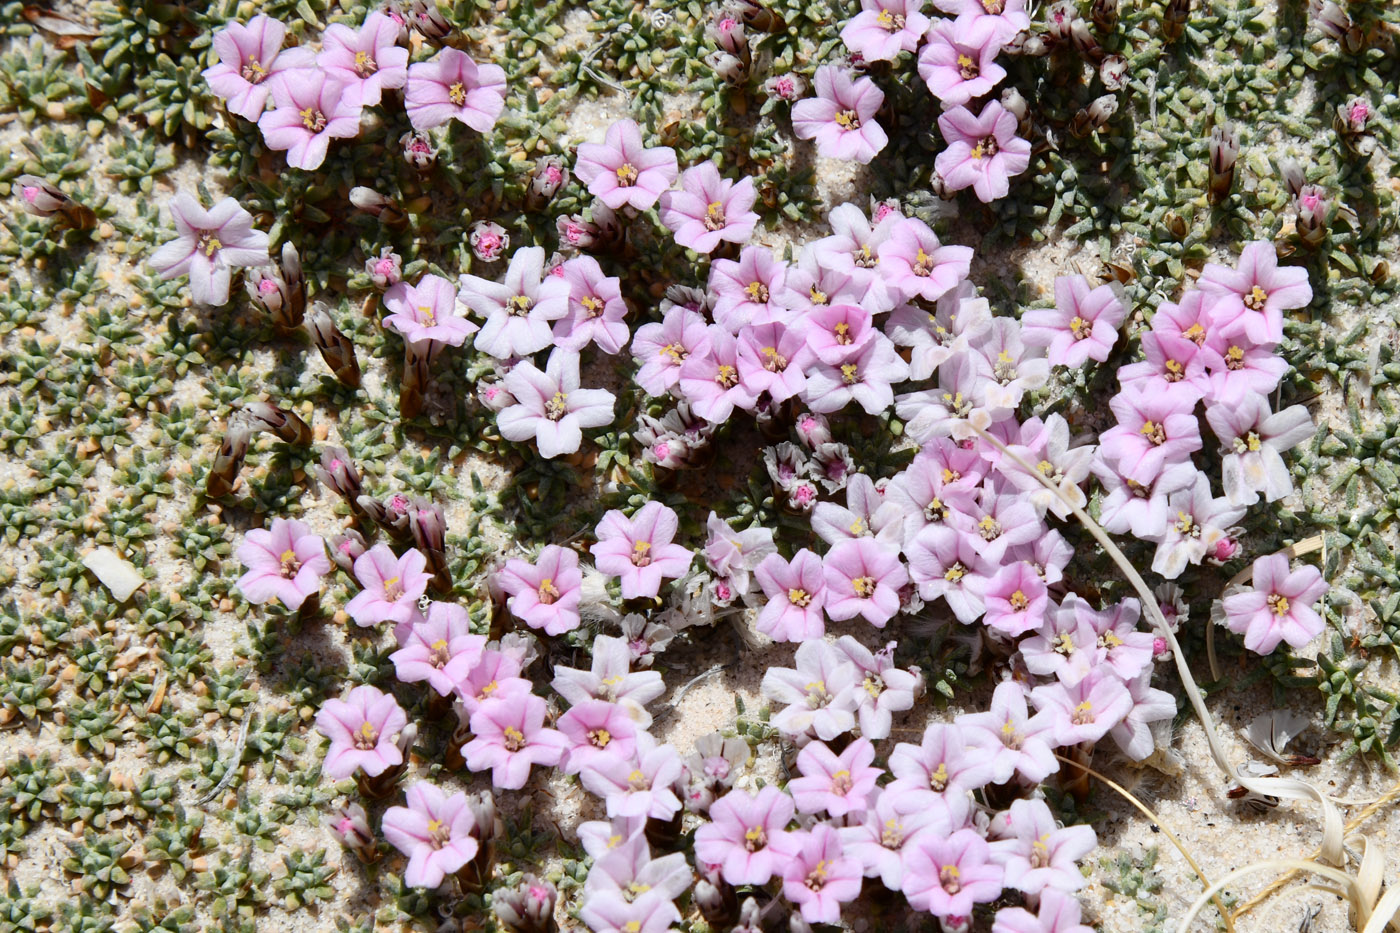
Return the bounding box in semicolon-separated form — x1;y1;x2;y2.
455;648;533;716
992;889;1095;933
988;798;1096;895
780;824;864;925
956;681;1059;784
918;16;1008;108
877;217;974;304
345;544;433;628
887;722;997;808
591;501;694;599
906;524;994;623
1198;328;1289;407
318;12;409;106
736;321;812;403
789;738;882;816
935;101;1032;202
496;545;583;635
258;70;363;170
1097;384;1203;485
149;193;270;306
840;0;931;62
823;537;908;627
678;329;759;423
497;349;617;459
1222;553;1327;654
235;518;330;610
404;47;507;132
659;162;759;254
1030;669;1135;746
1117;331;1208;401
841;787;960;891
1198;241;1311;346
753;549;828;642
981;561;1049;637
389;602;486;696
460;246;570;359
557;699;638;775
631;304;713;397
553;256;630;354
1204;395;1313;506
901;829;1005;919
381;782;480;888
693;786;798;885
383;274;478;352
762;640;861;740
792;66;889;164
934;0;1031;36
709;246;790;332
202;15;315;121
574;118;679;212
552;635;665;720
1021;274;1126;368
314;685;409;779
835;636;921;740
578;732;683;820
802;333;910;415
464;694;569;789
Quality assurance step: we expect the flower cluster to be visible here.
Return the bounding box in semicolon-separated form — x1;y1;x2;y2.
202;11;505;170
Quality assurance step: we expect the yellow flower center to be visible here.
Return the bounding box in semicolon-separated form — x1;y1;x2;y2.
840;362;859;385
503;725;525;751
852;575;876;597
788;587;811;607
353;49;377;77
704;200;726;231
537;577;560;604
1268;593;1290;616
1009;589;1029;610
833;109;860;129
449;82;467;105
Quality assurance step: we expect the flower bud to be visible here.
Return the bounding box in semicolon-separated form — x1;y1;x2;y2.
1295;184;1329;249
399;130;437;169
247;264;292;329
1046;1;1076;41
1276;157;1305;199
1207;122;1239;204
1071;94;1118;138
707;49;750;88
469;220;510;263
327;528;367;573
763;72;806;102
1335;98;1377;156
1162;0;1190;40
206;416;253;498
1099;54;1128;91
693;877;737;926
243;400;313;446
329;803;377;862
349;186;407;225
278;241;305;328
493;875;557;933
1309;0;1359;49
407;0;451;41
379;0;410;42
476;378;518;412
364;247;402;290
315;445;363;504
307;305;362;388
526;155;569;211
13;174;96;230
1068;18;1100;58
409;497;451;594
1091;0;1118;31
556;213;599;251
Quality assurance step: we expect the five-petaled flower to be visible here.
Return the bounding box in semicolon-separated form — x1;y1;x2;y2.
150;193;270;306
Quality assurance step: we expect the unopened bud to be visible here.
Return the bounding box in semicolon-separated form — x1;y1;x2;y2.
1071;94;1118;138
525;155;569;211
243;400;313;446
328;803;377;862
327;528;367;572
1207;122;1239;204
1277;157;1305;199
763;72;806;102
476;378;517;412
364;247;402;290
13;174;96;230
1295;185;1329;248
349;186;407;225
1099;54;1128;91
408;498;451;594
407;0;451;41
307;305;362;388
469;221;510;263
1091;0;1118;31
206;417;253;499
556;213;599;251
492;875;557;933
314;445;363;506
399;130;437;169
1162;0;1190;41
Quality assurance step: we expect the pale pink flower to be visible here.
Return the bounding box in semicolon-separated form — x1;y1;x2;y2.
753;549;828;642
840;0;931;62
792;66;889;164
460;246;570;359
575;118;679;212
235;518;330;610
496;545;584;635
1198;241;1312;345
345;544;433;628
405;47;507;132
149;193;270;306
464;694;569;789
381;782;480;888
877;216;974;304
553;256;630;354
202;15;315;121
258;70;363;170
935;101;1032;202
315;685;409;779
901;829;1004;919
1222;554;1327;654
591;501;694;599
383;274;478;352
693;786;798;885
1021;274;1126;368
318;12;409;106
780;824;864;925
497;350;617;459
659;162;759;254
918;16;1008;108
